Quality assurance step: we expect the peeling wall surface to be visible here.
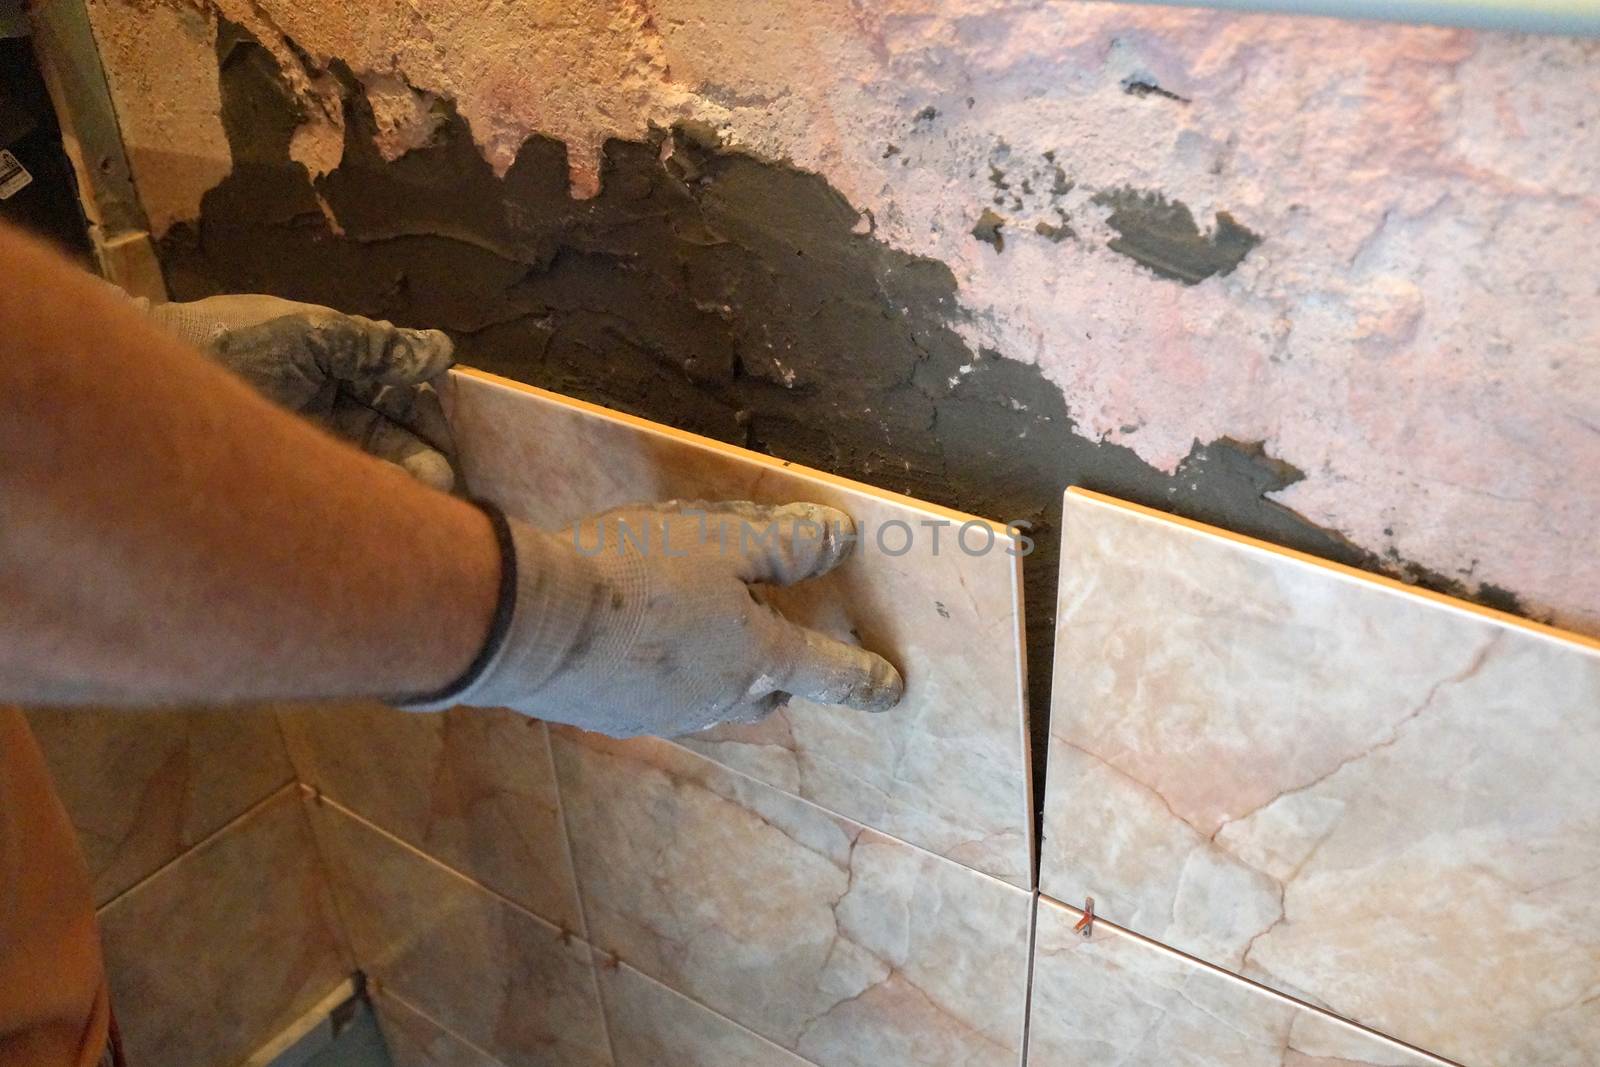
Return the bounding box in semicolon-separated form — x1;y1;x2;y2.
82;0;1600;659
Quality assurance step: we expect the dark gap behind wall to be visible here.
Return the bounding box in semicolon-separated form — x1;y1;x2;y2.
159;27;1520;860
0;31;93;261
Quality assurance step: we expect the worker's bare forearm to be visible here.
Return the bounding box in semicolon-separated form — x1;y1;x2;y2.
0;223;498;705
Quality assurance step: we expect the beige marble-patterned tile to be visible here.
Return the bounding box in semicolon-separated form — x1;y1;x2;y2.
551;728;1032;1067
374;991;504;1067
305;796;613;1067
24;704;294;904
1027;897;1449;1066
277;700;583;932
98;786;350;1067
1041;488;1600;1066
597;958;815;1067
442;368;1033;887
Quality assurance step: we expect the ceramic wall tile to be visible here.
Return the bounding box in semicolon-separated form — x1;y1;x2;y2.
551;728;1032;1067
1041;488;1600;1066
1027;897;1449;1066
98;786;350;1067
25;704;294;904
277;700;583;932
306;795;614;1067
442;368;1033;887
597;959;815;1067
374;991;505;1067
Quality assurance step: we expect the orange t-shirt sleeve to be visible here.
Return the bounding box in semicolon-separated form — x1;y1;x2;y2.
0;707;111;1067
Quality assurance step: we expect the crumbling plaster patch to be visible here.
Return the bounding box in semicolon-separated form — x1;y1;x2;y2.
82;0;1600;632
361;74;447;163
82;0;231;233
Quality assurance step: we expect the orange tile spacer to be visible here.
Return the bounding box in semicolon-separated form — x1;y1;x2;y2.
1074;897;1095;937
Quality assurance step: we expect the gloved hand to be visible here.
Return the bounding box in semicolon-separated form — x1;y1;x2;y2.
137;293;905;735
410;500;905;736
140;293;457;490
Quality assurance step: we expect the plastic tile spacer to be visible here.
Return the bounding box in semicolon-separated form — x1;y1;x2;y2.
1074;896;1095;938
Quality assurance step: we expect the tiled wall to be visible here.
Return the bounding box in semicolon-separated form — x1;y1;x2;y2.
278;368;1039;1066
291;720;1035;1067
30;379;1600;1066
1033;489;1600;1066
25;706;350;1067
1028;898;1445;1066
24;705;295;906
437;370;1037;889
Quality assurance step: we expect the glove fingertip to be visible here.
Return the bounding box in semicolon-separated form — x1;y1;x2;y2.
740;502;858;584
781;627;906;712
846;653;905;712
391;328;456;383
811;506;858;573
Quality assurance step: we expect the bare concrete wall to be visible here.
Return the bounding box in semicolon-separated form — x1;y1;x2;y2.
82;0;1600;637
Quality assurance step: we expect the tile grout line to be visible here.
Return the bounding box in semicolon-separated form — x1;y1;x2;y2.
552;729;1031;1064
95;779;301;914
310;793;581;936
541;724;620;1067
540;721;593;946
278;707;1033;910
265;704;303;782
318;793;827;1067
1018;892;1041;1067
554;726;1038;1061
640;727;1036;896
551;730;826;1067
306;795;596;1058
604;957;831;1067
291;782;366;980
264;707;366;971
279;709;594;937
377;988;510;1067
1007;540;1039;887
267;706;326;812
584;956;621;1067
1037;894;1466;1067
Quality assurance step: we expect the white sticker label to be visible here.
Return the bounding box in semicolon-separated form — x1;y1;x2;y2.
0;149;33;200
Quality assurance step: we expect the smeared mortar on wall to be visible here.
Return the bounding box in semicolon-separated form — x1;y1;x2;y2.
158;30;1528;789
1092;188;1260;284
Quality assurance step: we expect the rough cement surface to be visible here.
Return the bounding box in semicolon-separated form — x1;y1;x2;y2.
82;0;1600;635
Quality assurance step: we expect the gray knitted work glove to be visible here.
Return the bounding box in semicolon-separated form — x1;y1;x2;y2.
141;293;457;490
411;501;905;737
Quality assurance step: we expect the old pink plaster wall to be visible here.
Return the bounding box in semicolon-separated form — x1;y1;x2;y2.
85;0;1600;632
